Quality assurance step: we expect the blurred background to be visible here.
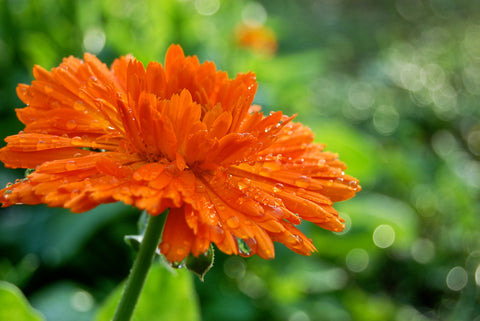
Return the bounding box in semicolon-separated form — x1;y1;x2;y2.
0;0;479;320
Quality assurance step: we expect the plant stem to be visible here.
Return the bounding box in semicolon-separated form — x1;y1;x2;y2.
113;211;168;321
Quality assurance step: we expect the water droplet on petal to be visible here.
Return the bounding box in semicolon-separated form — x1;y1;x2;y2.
226;216;240;229
44;85;53;93
238;178;251;191
286;234;303;246
260;167;272;176
176;247;187;257
348;180;359;190
211;225;225;243
66;120;77;130
272;183;284;193
36;140;48;150
160;241;171;256
325;180;334;186
294;176;311;188
265;206;284;219
65;160;78;171
294;158;305;165
74;101;85;111
237;238;252;256
71;136;83;146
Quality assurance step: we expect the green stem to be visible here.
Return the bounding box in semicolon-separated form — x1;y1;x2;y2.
113;210;168;321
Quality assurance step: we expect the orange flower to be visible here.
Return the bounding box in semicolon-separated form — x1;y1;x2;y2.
0;45;360;264
235;23;278;56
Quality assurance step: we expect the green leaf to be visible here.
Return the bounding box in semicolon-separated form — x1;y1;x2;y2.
0;281;45;321
186;244;215;281
95;263;200;321
29;282;96;321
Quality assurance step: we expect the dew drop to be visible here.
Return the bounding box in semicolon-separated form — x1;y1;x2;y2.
73;101;85;111
272;183;284;193
65;160;78;171
66;120;77;130
238;178;251;191
264;160;282;171
237;238;252;256
71;136;83;146
286;234;302;246
160;242;171;254
170;260;185;269
44;85;53;93
211;225;225;243
226;216;240;229
19;87;28;95
176;247;187;257
294;158;305;165
348;180;359;190
18;135;27;143
265;206;284;219
336;177;344;183
36;140;47;150
325;179;334;186
294;175;311;188
260;167;272;176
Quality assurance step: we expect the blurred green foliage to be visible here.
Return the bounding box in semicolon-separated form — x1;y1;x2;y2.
95;264;199;321
0;281;44;321
0;0;480;320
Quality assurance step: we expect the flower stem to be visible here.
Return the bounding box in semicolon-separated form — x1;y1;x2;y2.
113;211;168;321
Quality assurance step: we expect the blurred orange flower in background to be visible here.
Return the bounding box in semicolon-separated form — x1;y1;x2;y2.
235;23;278;56
0;45;360;264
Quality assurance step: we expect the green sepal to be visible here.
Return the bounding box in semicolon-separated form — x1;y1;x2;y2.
137;210;149;234
186;244;215;282
124;235;162;256
124;235;143;252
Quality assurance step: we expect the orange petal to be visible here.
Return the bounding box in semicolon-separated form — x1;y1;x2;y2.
160;207;194;263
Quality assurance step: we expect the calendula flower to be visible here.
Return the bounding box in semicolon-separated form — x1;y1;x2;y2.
235;23;278;56
0;45;360;264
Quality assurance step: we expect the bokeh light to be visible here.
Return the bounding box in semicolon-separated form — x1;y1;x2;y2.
446;266;468;291
346;248;369;273
373;224;395;249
